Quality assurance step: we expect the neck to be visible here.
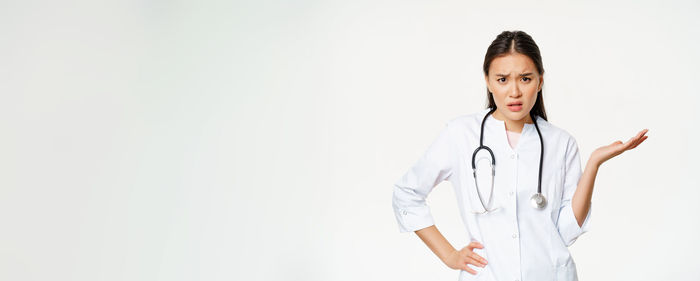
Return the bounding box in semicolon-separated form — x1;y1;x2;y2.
492;109;534;133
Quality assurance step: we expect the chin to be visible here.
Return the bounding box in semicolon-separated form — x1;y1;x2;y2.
506;112;529;121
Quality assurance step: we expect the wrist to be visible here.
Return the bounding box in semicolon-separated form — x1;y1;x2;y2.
440;248;457;264
586;159;601;170
588;154;603;168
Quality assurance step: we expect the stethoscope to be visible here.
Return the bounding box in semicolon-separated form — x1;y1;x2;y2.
470;107;547;214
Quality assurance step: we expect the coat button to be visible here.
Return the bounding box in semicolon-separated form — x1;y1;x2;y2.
402;210;407;215
512;233;518;238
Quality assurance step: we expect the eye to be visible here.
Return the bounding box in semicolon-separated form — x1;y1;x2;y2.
497;78;506;83
521;77;531;82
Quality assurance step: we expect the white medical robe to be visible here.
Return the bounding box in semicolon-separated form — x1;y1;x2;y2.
392;108;592;281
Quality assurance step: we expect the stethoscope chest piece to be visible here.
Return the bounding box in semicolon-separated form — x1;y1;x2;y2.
529;193;547;209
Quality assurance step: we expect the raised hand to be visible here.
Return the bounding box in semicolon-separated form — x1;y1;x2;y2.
590;128;649;166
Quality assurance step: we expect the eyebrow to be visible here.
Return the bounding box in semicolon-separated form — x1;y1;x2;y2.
495;72;534;77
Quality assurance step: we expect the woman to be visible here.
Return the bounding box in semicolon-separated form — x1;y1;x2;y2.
391;30;648;281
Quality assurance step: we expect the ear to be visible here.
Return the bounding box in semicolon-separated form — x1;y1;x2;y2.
538;76;544;91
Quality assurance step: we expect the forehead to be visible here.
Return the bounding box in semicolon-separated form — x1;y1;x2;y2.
489;53;537;75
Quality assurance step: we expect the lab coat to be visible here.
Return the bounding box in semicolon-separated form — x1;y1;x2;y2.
392;108;592;281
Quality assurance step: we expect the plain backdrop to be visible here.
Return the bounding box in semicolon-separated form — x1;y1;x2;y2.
1;0;699;280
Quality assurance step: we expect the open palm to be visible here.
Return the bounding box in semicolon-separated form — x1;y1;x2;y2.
591;129;649;166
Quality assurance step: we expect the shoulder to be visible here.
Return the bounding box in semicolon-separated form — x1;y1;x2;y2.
445;108;492;131
535;117;579;151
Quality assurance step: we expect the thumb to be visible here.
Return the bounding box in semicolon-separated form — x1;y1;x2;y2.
609;140;622;146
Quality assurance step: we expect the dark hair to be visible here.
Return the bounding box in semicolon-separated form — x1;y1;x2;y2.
483;30;548;121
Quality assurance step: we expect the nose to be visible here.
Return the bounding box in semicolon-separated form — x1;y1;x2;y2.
509;82;522;98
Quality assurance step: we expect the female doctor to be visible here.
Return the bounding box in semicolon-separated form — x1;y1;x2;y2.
391;30;648;281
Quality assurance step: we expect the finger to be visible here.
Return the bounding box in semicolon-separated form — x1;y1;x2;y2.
630;129;647;141
618;142;632;152
626;136;642;150
466;241;484;251
622;136;639;150
463;264;477;275
630;135;648;149
628;130;648;150
466;256;486;268
629;134;645;149
622;136;637;150
632;129;648;142
468;252;488;265
620;129;647;152
613;129;647;151
632;136;649;148
634;129;648;141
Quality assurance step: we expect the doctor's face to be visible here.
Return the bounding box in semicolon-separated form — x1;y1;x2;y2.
484;52;543;123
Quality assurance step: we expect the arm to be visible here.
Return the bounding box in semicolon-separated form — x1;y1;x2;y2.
572;129;649;226
392;123;453;233
415;225;456;264
571;161;598;227
391;122;488;274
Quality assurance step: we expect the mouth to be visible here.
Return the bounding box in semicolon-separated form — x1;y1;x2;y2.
506;102;523;112
507;101;523;106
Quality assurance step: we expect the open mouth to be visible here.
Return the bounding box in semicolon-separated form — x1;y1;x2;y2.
507;102;523;111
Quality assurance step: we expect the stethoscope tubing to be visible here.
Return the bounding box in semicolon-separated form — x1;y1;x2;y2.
471;107;546;212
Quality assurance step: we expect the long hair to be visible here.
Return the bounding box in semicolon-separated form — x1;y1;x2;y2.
483;31;548;121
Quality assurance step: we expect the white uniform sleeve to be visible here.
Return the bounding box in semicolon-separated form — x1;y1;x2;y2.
392;121;454;233
556;136;592;246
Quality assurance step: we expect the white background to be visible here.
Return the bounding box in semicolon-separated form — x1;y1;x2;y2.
1;0;698;280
